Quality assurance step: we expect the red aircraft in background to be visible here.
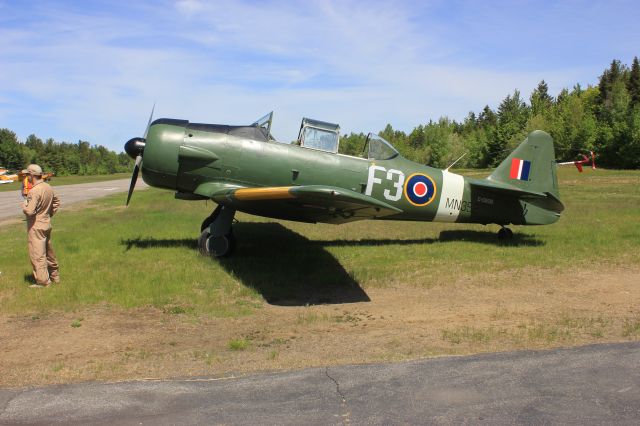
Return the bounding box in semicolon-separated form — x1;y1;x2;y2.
557;151;596;172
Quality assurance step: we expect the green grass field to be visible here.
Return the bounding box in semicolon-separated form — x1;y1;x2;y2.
1;168;638;316
0;173;130;192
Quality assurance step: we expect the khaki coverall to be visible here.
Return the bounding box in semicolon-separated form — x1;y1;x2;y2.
22;181;60;285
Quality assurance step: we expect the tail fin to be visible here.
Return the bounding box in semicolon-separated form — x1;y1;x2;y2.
488;130;560;201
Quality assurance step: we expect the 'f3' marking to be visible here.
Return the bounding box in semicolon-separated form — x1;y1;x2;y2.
365;165;405;202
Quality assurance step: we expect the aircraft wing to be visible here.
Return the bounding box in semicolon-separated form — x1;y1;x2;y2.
469;178;565;213
194;182;403;224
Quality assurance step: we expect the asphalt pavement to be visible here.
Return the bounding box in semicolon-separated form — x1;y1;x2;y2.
0;179;147;222
1;341;638;425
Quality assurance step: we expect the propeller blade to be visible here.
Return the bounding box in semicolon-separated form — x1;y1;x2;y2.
143;104;155;139
125;106;153;206
126;155;142;206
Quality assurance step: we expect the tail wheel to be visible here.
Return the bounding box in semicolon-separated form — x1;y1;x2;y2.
498;227;513;240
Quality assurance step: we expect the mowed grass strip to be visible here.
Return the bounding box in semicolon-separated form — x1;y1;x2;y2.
0;168;638;316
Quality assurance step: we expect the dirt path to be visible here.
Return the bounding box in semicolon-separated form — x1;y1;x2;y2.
1;265;639;388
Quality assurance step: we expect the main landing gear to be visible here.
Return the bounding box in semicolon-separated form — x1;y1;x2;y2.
497;226;514;240
198;205;237;257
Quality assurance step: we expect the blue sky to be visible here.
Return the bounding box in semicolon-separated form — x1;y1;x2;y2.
1;0;639;152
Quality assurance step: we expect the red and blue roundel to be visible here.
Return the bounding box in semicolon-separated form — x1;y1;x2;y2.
404;173;436;206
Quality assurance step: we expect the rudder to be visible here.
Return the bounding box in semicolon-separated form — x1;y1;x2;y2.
487;130;560;201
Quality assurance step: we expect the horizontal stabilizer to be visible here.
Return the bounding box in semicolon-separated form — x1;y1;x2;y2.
469;178;565;213
469;178;547;198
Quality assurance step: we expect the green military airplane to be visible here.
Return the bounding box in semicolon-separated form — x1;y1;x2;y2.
125;111;564;257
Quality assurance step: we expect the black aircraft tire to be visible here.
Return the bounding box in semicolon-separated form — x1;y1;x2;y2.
200;205;222;232
198;229;211;256
207;232;235;258
498;227;506;240
198;229;235;258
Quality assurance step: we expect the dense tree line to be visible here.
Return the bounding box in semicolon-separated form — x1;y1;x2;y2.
0;131;132;175
341;57;640;169
2;57;639;174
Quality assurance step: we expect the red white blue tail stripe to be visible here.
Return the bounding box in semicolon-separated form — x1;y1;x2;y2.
509;158;531;181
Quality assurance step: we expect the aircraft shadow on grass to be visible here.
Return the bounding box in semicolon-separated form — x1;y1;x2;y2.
121;225;543;306
318;229;544;248
437;229;544;246
122;223;370;306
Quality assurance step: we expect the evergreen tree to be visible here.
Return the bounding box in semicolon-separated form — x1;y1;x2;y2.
572;83;583;96
471;105;498;167
478;105;497;128
625;105;640;168
597;59;628;118
25;134;44;153
629;56;640;107
408;125;425;149
462;111;477;133
488;90;529;165
530;80;554;116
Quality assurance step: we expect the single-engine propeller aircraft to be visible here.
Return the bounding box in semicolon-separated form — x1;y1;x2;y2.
125;111;564;257
557;151;596;172
0;167;19;184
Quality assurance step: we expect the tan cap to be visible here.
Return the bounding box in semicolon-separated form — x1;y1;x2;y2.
22;164;43;176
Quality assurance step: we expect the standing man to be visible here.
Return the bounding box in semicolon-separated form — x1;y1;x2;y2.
21;164;60;288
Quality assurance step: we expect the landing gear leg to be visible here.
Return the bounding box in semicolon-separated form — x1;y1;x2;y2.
498;226;514;240
201;204;222;232
198;205;236;257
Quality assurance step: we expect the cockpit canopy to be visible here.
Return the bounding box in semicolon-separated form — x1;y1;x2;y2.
364;133;399;160
250;112;400;161
251;111;276;141
297;118;340;153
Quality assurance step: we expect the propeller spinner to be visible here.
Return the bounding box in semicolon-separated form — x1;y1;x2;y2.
124;105;154;206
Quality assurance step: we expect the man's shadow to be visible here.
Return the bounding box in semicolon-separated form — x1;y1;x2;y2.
23;274;37;285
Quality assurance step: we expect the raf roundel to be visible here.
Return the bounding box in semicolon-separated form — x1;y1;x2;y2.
404;173;436;206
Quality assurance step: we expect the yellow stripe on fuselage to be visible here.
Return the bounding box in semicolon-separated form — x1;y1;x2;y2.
234;186;295;200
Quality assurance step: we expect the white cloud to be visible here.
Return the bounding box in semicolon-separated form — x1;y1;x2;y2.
174;0;205;17
1;0;635;151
